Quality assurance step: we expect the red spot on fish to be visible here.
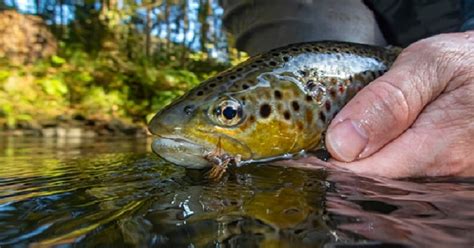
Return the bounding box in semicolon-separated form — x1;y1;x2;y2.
305;109;313;124
296;121;304;131
325;101;331;111
338;85;345;94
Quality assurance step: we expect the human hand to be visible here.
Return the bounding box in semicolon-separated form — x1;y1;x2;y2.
325;31;474;178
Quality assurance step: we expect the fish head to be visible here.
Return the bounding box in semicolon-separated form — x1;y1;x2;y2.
148;84;252;168
149;69;323;169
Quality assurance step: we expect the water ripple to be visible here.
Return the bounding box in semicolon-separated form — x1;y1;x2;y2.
0;137;473;247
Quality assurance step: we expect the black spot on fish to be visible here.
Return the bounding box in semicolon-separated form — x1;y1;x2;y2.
304;47;312;52
230;75;236;80
283;56;289;62
242;84;249;90
209;83;216;88
217;76;223;80
291;48;299;52
269;61;277;66
284;111;291;120
260;104;271;118
370;71;377;79
319;112;326;122
184;105;194;115
197;91;203;96
291;101;300;112
236;67;243;72
274;90;282;99
272;52;279;57
299;70;307;77
256;59;263;63
305;95;313;102
251;64;258;68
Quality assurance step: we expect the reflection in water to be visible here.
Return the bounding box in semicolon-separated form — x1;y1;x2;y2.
326;172;474;247
0;137;473;247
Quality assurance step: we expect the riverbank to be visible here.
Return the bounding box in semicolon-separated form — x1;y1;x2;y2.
0;115;149;138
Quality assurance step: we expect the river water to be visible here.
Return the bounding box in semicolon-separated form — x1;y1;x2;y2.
0;137;473;247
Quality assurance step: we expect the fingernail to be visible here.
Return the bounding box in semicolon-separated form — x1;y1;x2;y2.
326;119;368;162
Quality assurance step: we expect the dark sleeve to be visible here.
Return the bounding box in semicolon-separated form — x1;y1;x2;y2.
364;0;462;47
461;0;474;31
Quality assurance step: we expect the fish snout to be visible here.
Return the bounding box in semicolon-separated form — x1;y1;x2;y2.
148;101;197;136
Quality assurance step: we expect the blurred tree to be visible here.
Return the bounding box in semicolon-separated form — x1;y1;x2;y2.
0;0;248;127
0;10;58;64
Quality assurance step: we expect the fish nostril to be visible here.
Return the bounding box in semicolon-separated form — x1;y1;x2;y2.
183;105;194;115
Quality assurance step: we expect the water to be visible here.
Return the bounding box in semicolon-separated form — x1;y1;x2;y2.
0;137;473;247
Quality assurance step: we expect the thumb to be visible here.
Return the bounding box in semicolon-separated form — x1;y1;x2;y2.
325;37;457;162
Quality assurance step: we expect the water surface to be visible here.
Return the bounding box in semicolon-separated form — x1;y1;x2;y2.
0;137;473;247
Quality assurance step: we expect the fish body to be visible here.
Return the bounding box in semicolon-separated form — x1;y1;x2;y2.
149;41;400;169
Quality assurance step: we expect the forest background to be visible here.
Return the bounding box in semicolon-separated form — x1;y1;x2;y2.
0;0;246;136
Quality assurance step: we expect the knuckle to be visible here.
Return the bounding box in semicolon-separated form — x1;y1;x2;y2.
405;33;474;85
361;80;412;136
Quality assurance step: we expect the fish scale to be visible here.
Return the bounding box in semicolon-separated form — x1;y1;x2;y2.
148;41;400;171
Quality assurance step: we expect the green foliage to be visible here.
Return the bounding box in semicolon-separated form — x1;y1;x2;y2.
0;1;245;129
39;77;68;96
0;43;231;128
80;87;126;117
51;55;66;66
0;70;10;83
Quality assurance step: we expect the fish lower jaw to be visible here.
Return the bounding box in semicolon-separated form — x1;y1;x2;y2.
238;150;308;166
151;135;212;169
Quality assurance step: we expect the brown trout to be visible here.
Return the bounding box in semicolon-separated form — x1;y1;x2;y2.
148;41;400;176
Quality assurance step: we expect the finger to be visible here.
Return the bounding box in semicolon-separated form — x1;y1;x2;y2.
330;120;474;178
330;83;474;178
325;35;464;162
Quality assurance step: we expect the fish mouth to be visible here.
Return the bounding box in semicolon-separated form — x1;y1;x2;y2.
152;135;212;169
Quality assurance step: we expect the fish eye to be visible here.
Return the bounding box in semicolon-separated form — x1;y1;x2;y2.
211;99;243;126
223;106;237;120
